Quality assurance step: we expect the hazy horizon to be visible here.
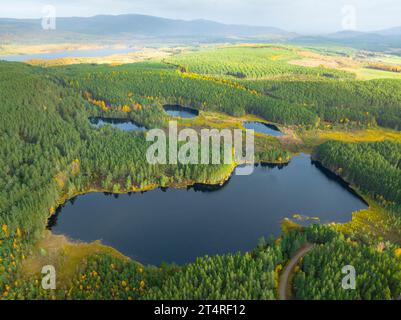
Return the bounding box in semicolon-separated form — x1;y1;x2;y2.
1;0;400;34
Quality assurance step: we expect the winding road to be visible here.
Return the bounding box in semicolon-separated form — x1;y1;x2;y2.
278;243;315;300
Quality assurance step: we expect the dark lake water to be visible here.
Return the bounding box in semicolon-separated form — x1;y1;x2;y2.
164;105;199;118
49;154;367;266
89;117;146;132
244;122;283;137
0;47;133;62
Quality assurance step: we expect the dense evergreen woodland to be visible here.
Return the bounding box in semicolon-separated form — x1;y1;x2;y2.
1;50;401;300
50;63;319;126
49;58;401;131
314;141;401;208
0;62;86;236
165;46;354;80
246;79;401;130
4;222;400;300
0;61;283;299
293;227;401;300
164;46;401;130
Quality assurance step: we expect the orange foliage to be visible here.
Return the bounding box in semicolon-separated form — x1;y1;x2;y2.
368;63;401;73
54;172;66;188
82;91;145;114
133;103;143;111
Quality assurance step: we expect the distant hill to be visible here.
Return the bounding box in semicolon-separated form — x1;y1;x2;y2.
290;29;401;54
1;14;399;53
325;30;368;39
376;26;401;36
0;14;291;44
55;15;286;36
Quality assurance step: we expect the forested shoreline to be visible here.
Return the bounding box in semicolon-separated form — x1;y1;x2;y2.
1;47;401;301
314;141;401;209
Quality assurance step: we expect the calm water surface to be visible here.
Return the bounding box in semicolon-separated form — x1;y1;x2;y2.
244;122;283;137
0;47;134;62
163;105;199;119
89;117;146;132
49;154;367;266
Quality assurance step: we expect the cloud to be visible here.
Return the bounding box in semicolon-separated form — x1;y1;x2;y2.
0;0;400;33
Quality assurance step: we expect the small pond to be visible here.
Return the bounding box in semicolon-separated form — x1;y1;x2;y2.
89;117;146;132
163;105;199;119
244;122;283;137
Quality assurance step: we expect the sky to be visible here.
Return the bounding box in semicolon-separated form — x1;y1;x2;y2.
0;0;400;33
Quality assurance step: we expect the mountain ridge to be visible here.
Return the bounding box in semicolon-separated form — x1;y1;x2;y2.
0;14;399;50
0;13;290;41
